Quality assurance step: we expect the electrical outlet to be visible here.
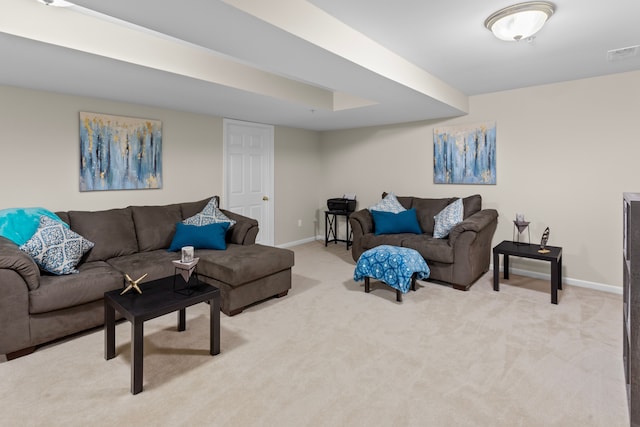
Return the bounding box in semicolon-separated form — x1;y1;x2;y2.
297;219;302;227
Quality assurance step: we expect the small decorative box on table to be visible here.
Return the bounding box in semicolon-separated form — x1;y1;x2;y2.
354;245;430;302
172;257;199;296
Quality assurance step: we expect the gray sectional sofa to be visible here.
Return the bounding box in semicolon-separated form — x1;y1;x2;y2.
349;193;498;290
0;196;294;359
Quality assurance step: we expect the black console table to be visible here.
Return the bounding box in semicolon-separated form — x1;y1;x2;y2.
493;240;563;304
104;276;220;394
325;210;352;249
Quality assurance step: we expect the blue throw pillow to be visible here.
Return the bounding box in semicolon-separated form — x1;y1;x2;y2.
168;222;230;252
371;208;422;235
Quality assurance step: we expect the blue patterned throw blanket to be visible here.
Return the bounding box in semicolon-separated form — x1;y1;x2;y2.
354;245;430;293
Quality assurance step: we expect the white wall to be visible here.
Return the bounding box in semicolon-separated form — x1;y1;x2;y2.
0;85;321;246
319;70;640;289
274;126;321;245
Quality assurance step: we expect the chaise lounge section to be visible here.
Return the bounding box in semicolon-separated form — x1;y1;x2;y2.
0;196;294;359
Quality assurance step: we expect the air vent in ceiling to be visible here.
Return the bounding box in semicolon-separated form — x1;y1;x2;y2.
607;45;640;62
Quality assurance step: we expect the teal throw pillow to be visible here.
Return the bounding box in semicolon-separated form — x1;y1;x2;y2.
19;216;94;275
168;221;230;252
371;208;422;235
433;199;463;238
0;207;68;246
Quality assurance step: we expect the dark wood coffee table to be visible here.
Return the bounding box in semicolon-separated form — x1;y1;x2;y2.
104;276;220;394
493;240;563;304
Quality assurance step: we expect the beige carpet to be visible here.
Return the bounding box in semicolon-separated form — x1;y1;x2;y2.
0;241;629;426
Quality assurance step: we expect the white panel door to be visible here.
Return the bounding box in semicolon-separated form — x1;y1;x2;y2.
223;119;274;246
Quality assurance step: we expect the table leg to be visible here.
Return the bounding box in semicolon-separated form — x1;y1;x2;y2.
104;300;115;360
324;212;329;246
346;216;351;250
178;308;186;332
503;254;510;280
551;259;559;305
493;250;500;292
131;320;144;394
365;277;370;293
329;215;336;245
557;256;563;290
210;297;220;356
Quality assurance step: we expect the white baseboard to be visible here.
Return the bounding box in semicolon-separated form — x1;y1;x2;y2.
491;264;622;295
277;236;318;249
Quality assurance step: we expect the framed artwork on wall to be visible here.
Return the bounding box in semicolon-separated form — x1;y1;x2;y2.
433;121;496;185
79;112;162;191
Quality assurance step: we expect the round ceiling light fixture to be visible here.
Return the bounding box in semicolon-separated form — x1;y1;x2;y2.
484;1;555;41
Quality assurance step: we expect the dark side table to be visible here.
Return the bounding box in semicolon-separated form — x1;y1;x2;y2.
104;276;220;394
493;240;563;304
325;210;352;249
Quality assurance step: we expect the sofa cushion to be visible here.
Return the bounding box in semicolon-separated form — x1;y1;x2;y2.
29;261;123;314
183;197;236;228
371;208;422;235
55;211;70;225
180;197;215;219
463;194;482;219
401;235;455;264
368;193;406;213
196;244;294;287
131;204;182;251
68;207;138;262
106;250;179;283
412;197;455;235
168;222;229;251
19;216;94;275
360;233;409;253
433;199;463;239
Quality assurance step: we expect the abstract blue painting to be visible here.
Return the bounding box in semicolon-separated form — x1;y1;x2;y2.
79;112;162;191
433;121;496;185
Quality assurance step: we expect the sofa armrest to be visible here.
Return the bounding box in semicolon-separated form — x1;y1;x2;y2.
448;209;498;246
220;209;260;245
0;237;37;355
0;237;40;291
349;209;374;261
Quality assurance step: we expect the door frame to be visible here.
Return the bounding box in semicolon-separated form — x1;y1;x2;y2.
222;118;275;246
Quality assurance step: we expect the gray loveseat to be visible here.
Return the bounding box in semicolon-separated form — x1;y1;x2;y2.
0;196;294;359
349;193;498;290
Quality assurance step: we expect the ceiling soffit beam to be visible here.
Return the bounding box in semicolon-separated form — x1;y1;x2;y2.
222;0;469;114
0;0;364;111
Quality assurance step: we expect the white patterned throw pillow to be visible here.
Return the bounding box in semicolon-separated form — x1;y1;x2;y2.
19;216;94;275
183;197;236;228
368;193;407;214
433;198;463;238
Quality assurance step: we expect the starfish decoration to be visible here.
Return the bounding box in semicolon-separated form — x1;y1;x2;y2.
121;273;148;295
